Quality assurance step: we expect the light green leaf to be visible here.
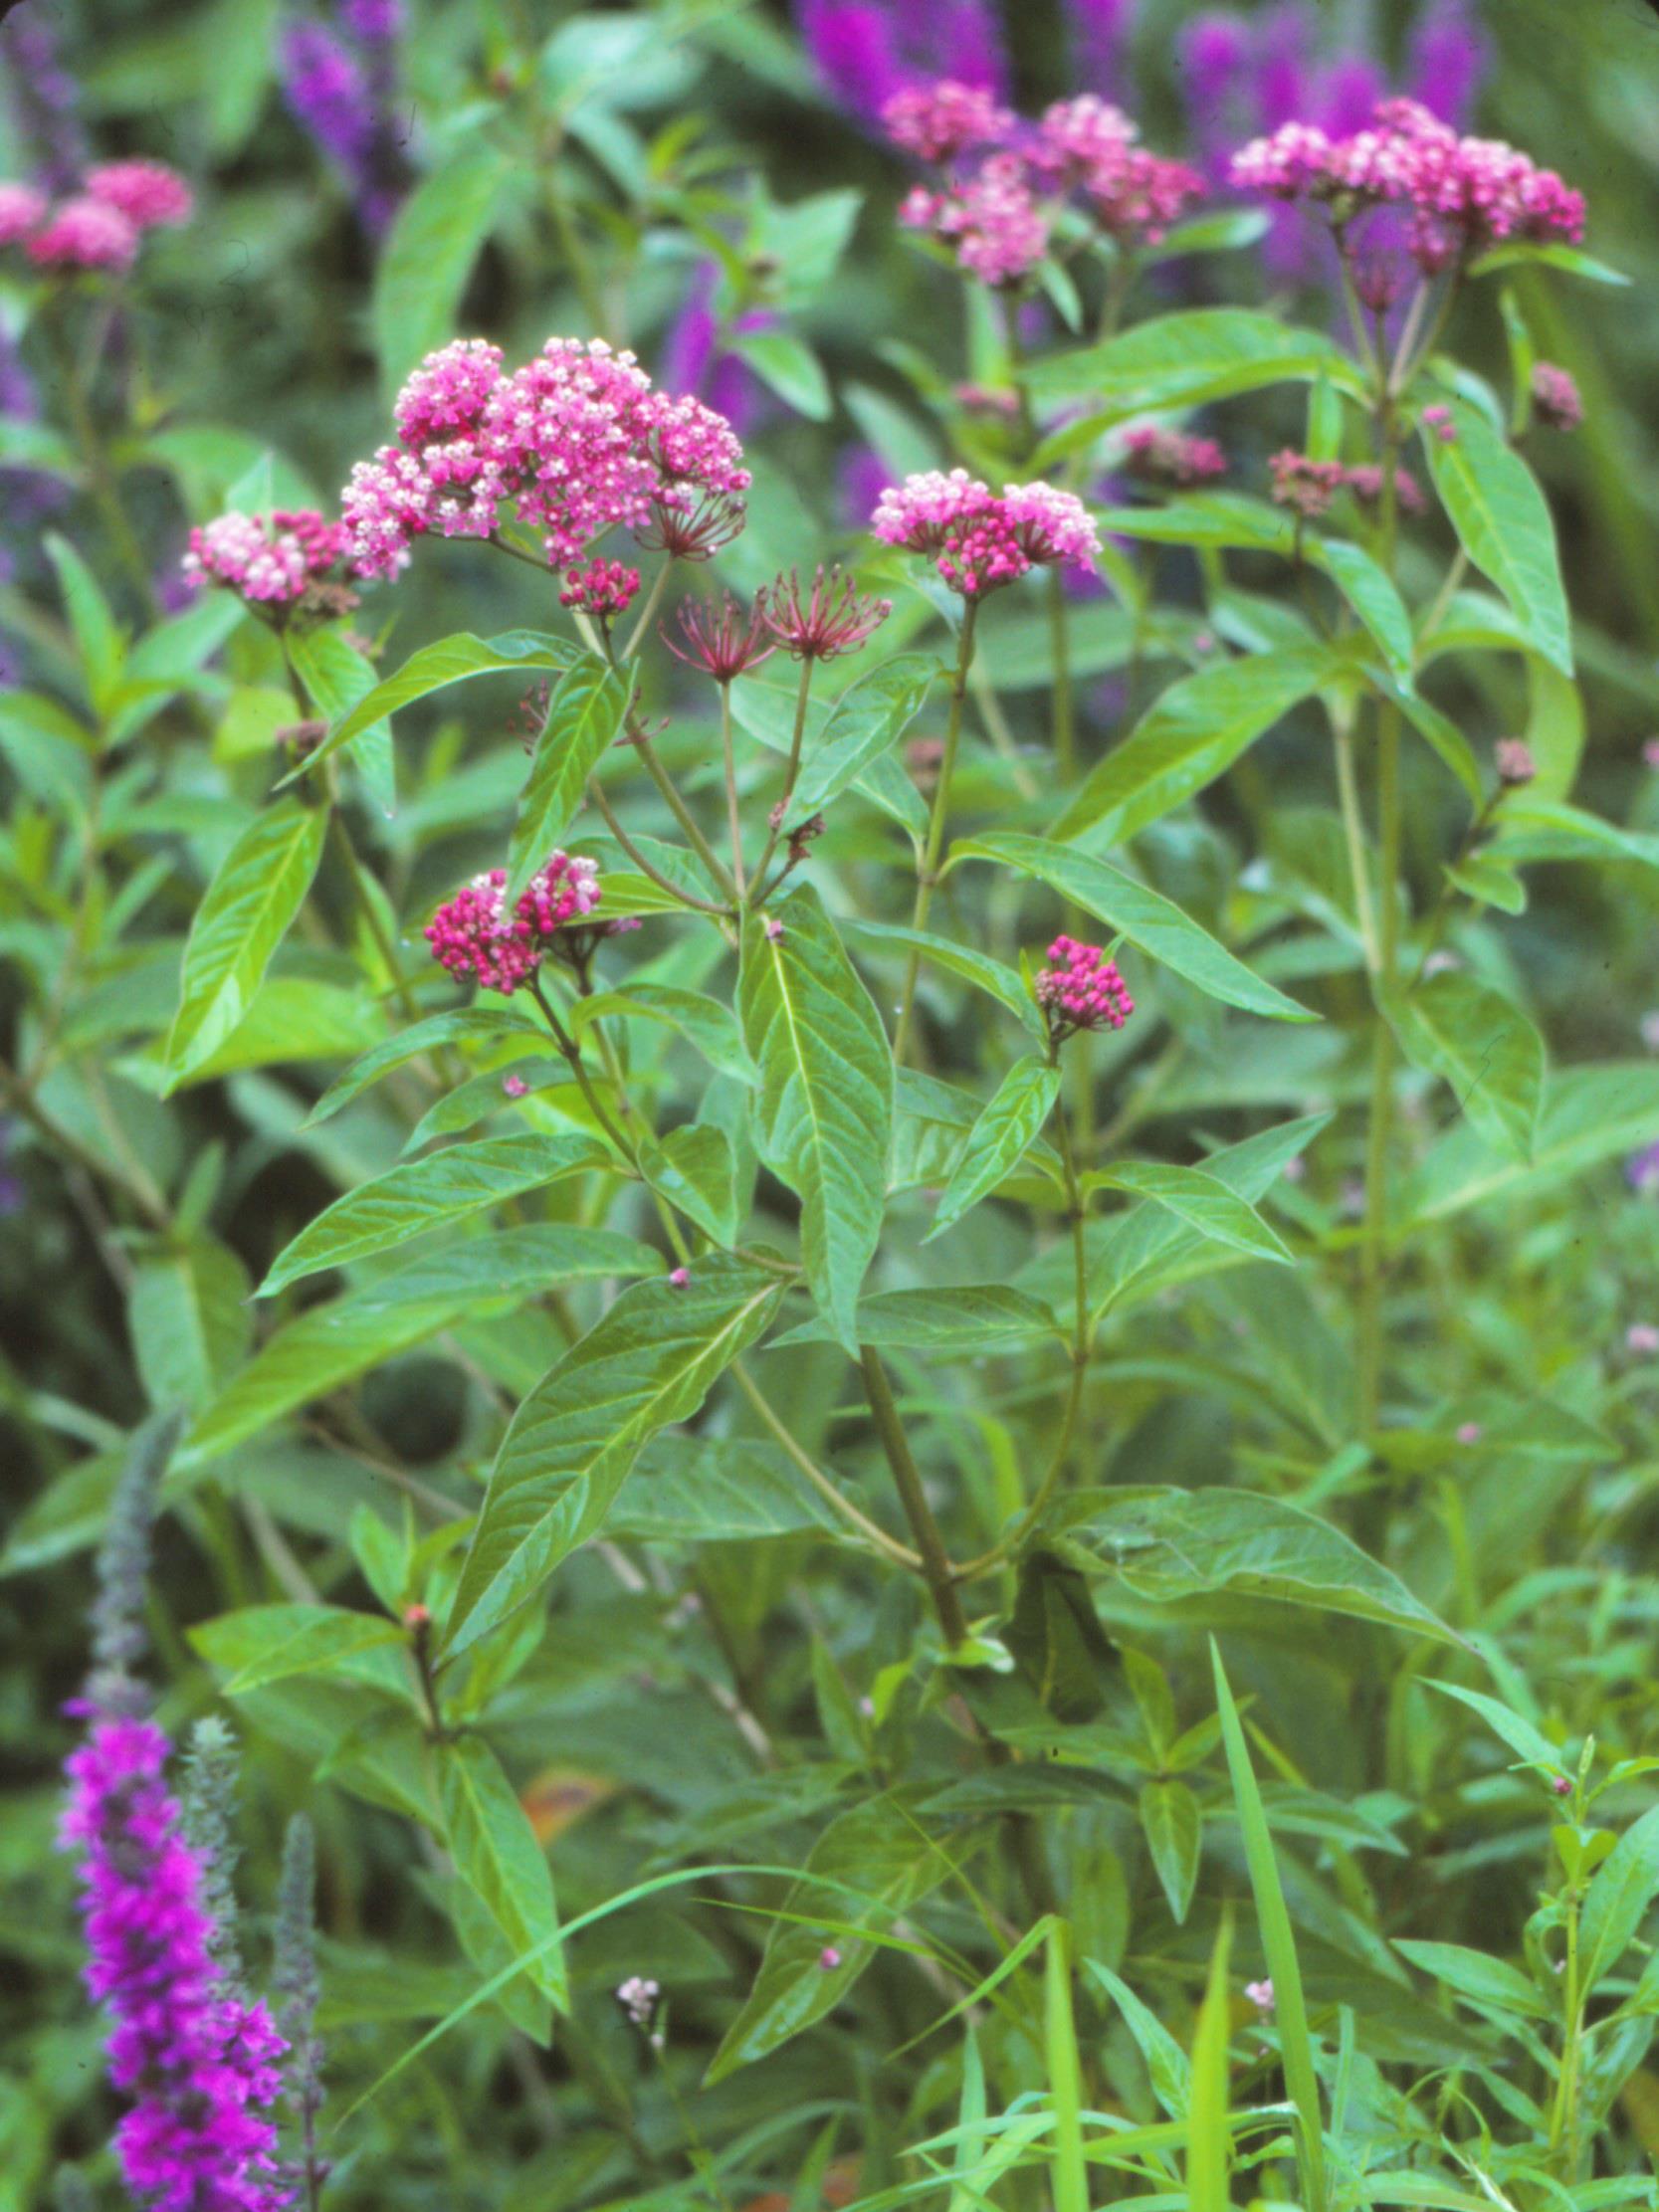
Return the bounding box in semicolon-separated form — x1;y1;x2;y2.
1423;403;1571;676
440;1734;566;2010
183;1227;660;1464
1028;308;1358;423
505;655;630;906
128;1237;253;1411
571;984;755;1083
731;328;832;419
303;1007;546;1127
1053;649;1333;847
256;1133;609;1296
952;833;1316;1024
1140;1778;1201;1923
1309;538;1415;685
192;1603;406;1695
1054;1487;1458;1642
1493;796;1659;877
1393;1940;1549;2019
1089;494;1294;554
851;920;1045;1043
445;1254;786;1655
286;626;395;816
637;1122;740;1246
1089;1161;1292;1265
737;890;892;1352
1420;1680;1565;1776
1468;242;1630;287
374;148;507;401
791;654;937;818
705;1791;956;2082
1386;972;1545;1161
1403;1063;1659;1227
1580;1807;1659;1993
284;630;580;786
771;1283;1060;1352
163;802;328;1090
47;532;125;720
1187;1919;1234;2212
606;1437;844;1543
927;1056;1060;1242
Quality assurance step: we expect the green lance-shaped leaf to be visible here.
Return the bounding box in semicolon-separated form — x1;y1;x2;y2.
1052;648;1335;847
303;1006;546;1127
47;531;126;720
282;630;580;787
373;147;507;401
256;1133;609;1297
444;1253;786;1656
731;327;832;420
504;655;631;907
128;1236;253;1412
191;1603;407;1695
1050;1486;1459;1643
1026;307;1360;418
705;1790;960;2083
570;984;756;1084
771;1283;1061;1353
1088;1160;1293;1266
1307;537;1416;686
851;920;1046;1044
1211;1642;1328;2212
182;1228;661;1465
789;653;937;818
163;800;328;1092
1384;971;1545;1163
1140;1777;1202;1923
737;890;892;1352
440;1734;566;2011
951;834;1315;1025
1187;1916;1235;2212
927;1056;1061;1243
1577;1806;1659;1994
1392;1939;1550;2020
286;626;395;816
1423;402;1572;676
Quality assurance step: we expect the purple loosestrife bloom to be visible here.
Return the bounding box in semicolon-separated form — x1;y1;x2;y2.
1064;0;1137;101
0;1;88;191
1407;0;1488;128
796;0;1005;125
659;265;774;440
281;7;408;235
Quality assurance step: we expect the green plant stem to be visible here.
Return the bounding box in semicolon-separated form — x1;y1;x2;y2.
892;600;980;1064
1047;569;1074;784
325;807;423;1024
1332;708;1379;973
584;774;731;920
1549;1884;1583;2178
718;684;746;897
633;726;739;904
749;656;815;895
860;1347;970;1646
43;303;158;620
619;560;674;661
729;1361;922;1566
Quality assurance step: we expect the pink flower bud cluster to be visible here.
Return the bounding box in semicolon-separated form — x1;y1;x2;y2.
872;469;1099;597
1531;361;1582;433
1121;423;1229;490
0;160;193;273
182;508;352;606
1230;98;1584;275
1035;936;1135;1037
425;854;602;996
343;334;751;580
1270;450;1424;521
887;80;1200;292
1344;463;1426;515
560;556;641;620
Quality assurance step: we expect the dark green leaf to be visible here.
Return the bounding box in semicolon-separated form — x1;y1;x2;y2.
505;655;631;906
440;1735;566;2010
927;1056;1060;1242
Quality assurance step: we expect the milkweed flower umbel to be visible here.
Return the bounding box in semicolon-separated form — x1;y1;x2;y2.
0;181;48;246
882;79;1011;161
1036;936;1135;1041
85;159;193;230
872;470;1099;597
183;508;353;609
26;192;138;271
426;854;603;995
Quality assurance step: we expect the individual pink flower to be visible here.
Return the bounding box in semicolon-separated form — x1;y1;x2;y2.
1455;1421;1483;1445
1420;403;1456;443
1035;936;1135;1039
502;1072;529;1099
0;181;48;247
1627;1323;1659;1357
560;556;641;621
26;194;139;272
426;854;603;996
1531;361;1582;433
1121;423;1228;490
902;152;1050;287
182;508;351;608
873;469;1098;597
882;79;1011;162
85;160;194;231
1245;1978;1276;2017
760;565;892;662
665;593;775;683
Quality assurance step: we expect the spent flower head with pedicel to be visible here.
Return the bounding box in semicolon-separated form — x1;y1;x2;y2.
872;470;1099;597
666;592;776;684
760;565;893;662
425;854;604;997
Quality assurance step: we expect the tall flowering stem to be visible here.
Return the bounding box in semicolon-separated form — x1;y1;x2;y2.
892;599;978;1066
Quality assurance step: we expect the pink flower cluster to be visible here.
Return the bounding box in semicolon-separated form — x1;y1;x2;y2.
0;160;193;273
1532;361;1582;433
872;469;1100;597
61;1710;288;2212
1121;423;1229;490
1230;98;1584;274
1269;450;1424;520
183;508;351;606
888;81;1200;291
560;556;641;620
1035;937;1136;1038
425;853;602;995
342;334;751;580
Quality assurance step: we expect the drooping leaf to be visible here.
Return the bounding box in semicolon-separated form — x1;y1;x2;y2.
1309;538;1415;685
1053;649;1333;847
851;920;1046;1043
286;626;396;816
1386;972;1545;1161
705;1791;960;2082
571;984;756;1083
606;1438;846;1543
1393;1940;1550;2019
927;1056;1061;1242
1423;403;1572;676
952;834;1316;1024
163;802;328;1091
731;327;832;419
737;890;892;1351
1403;1062;1659;1227
1051;1486;1459;1642
47;532;126;720
1580;1807;1659;1993
444;1254;787;1655
439;1734;567;2010
504;655;631;906
128;1236;254;1411
256;1134;609;1296
303;1007;546;1127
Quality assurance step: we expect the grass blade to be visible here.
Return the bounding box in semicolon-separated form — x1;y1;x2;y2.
1187;1912;1234;2212
1045;1918;1088;2212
